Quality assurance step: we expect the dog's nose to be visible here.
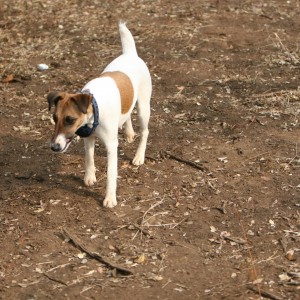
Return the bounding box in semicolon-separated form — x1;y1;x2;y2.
51;143;61;152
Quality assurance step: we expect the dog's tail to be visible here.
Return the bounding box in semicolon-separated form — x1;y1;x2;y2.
119;21;138;56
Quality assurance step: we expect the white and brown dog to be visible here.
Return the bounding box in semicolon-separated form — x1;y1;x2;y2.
47;22;152;208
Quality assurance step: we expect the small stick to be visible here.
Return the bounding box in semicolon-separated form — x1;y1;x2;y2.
62;228;133;276
45;263;70;273
247;285;283;300
213;201;227;214
43;272;68;286
279;236;288;253
288;143;298;165
62;159;81;166
145;155;159;162
222;235;246;245
130;223;153;238
161;151;207;171
141;199;164;225
241;151;270;165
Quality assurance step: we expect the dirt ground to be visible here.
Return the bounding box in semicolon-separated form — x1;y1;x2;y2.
0;0;300;299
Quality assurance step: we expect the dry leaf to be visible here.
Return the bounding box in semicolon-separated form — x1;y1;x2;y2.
84;270;96;276
279;273;290;281
135;253;146;264
286;249;296;261
13;125;31;132
2;74;14;83
252;278;263;284
90;234;99;239
210;226;217;233
77;253;86;259
147;273;163;281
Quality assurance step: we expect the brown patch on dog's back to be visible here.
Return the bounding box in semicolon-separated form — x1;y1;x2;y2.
100;72;134;114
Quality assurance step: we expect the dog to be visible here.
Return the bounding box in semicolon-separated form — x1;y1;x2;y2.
47;22;152;208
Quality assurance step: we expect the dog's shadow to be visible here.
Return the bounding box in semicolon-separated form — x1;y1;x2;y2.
53;171;105;206
52;148;134;207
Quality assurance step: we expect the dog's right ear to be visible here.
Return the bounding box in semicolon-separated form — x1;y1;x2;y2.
47;92;63;111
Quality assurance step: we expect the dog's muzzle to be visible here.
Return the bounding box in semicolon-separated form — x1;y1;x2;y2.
50;136;73;153
51;143;61;152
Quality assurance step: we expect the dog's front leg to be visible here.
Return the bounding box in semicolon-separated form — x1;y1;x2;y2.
84;136;97;186
103;139;118;208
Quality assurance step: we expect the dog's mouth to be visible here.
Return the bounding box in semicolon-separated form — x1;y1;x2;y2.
61;136;74;152
51;135;75;153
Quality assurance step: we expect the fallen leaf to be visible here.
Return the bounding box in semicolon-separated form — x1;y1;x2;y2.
90;234;99;239
13;125;31;132
175;113;186;119
77;253;86;259
2;74;14;83
147;273;163;281
135;253;146;264
252;278;263;284
84;270;95;276
286;250;296;261
261;176;271;181
269;219;275;227
279;273;290;281
108;244;116;251
210;226;217;233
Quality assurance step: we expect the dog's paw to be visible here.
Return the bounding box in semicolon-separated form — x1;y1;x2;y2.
132;153;145;166
126;130;135;143
126;133;135;143
84;174;97;186
103;197;117;208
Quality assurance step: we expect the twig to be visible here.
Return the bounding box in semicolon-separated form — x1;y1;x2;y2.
141;219;186;228
145;155;159;162
213;201;227;214
222;235;246;245
141;199;164;226
247;285;283;300
130;223;153;238
62;227;133;276
274;33;299;65
235;209;260;295
46;263;70;273
288;143;298;165
160;150;207;171
62;159;81;166
43;272;68;286
241;151;270;165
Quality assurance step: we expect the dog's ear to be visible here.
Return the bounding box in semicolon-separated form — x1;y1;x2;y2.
47;92;63;111
71;94;92;114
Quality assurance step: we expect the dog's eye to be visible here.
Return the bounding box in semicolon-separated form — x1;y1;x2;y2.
53;114;58;124
64;116;76;125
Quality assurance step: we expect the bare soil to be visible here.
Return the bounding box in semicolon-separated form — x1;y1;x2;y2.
0;1;300;299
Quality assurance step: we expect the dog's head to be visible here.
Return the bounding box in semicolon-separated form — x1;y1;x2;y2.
47;92;93;153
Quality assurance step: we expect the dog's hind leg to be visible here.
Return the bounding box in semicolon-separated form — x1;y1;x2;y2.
125;117;135;143
132;83;151;166
84;136;97;186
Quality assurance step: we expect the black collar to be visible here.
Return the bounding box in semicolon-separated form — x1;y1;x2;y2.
75;89;99;138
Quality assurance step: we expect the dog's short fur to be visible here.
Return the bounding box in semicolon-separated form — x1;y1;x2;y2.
47;22;152;208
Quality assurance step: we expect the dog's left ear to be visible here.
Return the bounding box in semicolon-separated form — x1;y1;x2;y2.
47;92;63;111
71;94;93;114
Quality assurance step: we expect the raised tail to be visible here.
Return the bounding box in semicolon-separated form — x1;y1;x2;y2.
119;21;138;55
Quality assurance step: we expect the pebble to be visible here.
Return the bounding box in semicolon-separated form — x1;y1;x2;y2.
37;64;49;71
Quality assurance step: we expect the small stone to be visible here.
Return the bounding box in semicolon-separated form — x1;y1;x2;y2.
37;64;49;71
286;250;296;261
